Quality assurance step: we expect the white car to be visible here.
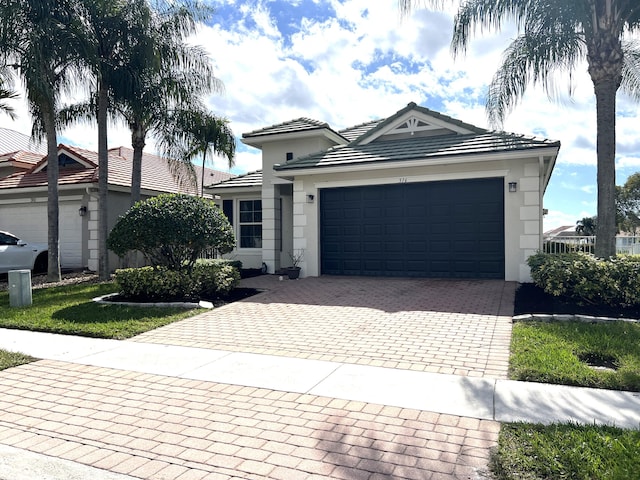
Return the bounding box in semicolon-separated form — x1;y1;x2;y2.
0;231;48;274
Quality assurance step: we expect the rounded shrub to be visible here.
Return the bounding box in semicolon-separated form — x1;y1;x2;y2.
107;194;235;272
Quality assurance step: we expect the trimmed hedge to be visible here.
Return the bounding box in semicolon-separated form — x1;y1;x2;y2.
114;261;240;302
527;252;640;307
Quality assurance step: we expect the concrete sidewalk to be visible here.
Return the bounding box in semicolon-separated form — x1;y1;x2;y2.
2;328;639;429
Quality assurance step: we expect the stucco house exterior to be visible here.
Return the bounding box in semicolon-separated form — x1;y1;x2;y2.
209;102;560;282
0;142;233;273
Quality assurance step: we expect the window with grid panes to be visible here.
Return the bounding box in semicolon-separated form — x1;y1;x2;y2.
239;200;262;248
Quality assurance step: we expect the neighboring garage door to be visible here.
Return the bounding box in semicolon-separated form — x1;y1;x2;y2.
0;202;83;269
320;177;505;279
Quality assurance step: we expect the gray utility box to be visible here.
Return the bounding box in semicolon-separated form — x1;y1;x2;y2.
8;269;32;307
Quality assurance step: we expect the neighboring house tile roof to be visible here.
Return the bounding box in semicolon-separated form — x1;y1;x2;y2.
208;170;262;190
0;144;234;193
338;120;384;142
0;127;47;155
242;118;334;138
0;150;45;169
544;225;577;237
274;131;561;171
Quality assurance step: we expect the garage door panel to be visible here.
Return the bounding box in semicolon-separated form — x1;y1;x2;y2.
321;178;504;278
343;208;361;219
0;203;82;269
344;225;361;236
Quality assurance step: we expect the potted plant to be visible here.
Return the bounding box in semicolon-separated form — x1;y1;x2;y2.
286;249;304;279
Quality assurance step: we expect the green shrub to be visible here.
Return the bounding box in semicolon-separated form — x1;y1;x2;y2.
527;252;640;307
114;262;240;302
196;258;242;271
194;261;240;298
114;267;196;302
107;194;235;272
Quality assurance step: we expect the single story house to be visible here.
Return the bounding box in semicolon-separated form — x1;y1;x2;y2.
0;142;234;272
209;102;560;282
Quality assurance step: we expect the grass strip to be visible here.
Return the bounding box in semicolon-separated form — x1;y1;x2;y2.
491;422;640;480
0;349;36;371
0;282;199;339
510;321;640;391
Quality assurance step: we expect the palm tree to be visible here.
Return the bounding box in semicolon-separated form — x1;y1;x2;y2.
0;0;84;282
160;109;236;197
78;0;153;279
576;216;597;236
400;1;640;258
114;1;220;206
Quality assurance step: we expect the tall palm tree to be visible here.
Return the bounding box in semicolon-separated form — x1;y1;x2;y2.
0;0;84;281
114;1;220;206
79;0;153;279
160;109;236;197
400;0;640;258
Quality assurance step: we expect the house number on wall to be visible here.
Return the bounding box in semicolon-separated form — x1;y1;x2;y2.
399;177;408;183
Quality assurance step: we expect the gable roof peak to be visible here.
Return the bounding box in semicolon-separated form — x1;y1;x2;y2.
352;102;488;146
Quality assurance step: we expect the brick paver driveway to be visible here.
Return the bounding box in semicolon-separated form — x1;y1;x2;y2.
135;276;515;378
0;276;515;479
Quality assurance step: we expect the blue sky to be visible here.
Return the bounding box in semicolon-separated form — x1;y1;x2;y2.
2;0;640;231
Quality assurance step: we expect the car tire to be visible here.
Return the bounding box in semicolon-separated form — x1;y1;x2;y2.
33;252;48;274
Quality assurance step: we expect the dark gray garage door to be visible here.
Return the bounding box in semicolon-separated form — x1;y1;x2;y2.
320;178;504;278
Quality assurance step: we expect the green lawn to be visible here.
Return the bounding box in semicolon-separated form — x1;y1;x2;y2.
491;422;640;480
0;349;36;371
510;320;640;391
0;282;200;339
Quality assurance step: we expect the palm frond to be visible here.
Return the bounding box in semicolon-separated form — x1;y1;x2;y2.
486;27;585;128
621;41;640;101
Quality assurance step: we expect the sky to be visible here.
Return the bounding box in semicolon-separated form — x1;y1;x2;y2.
2;0;640;232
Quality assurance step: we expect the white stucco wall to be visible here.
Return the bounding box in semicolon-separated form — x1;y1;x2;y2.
258;136;337;273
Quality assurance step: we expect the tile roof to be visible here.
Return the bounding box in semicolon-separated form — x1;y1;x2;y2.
0;144;235;193
207;170;262;190
356;103;488;142
0;150;45;168
242;118;332;138
0;166;96;189
0;127;47;155
338;120;384;142
274;131;561;172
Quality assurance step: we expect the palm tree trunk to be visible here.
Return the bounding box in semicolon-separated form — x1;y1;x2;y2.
130;123;145;206
43;107;61;282
200;150;206;197
97;84;110;280
593;77;618;258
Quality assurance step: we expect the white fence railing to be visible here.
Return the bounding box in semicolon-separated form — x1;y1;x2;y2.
543;236;640;255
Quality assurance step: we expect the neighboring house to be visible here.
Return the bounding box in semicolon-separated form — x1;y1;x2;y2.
544;225;578;238
0;143;234;272
209;102;560;282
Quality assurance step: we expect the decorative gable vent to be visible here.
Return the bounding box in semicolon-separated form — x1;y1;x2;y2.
390;117;437;136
